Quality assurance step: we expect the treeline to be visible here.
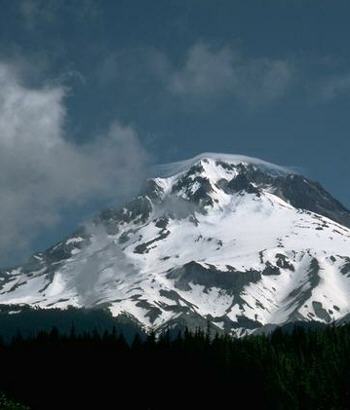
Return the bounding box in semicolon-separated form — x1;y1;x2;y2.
0;305;144;343
1;324;350;409
0;393;29;410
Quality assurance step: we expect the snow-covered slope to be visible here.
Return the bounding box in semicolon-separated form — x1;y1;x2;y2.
1;153;350;336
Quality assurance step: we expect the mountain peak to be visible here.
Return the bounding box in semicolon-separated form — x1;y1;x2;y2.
149;153;350;228
1;152;350;337
155;152;292;179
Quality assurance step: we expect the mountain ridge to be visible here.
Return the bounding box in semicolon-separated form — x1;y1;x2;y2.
1;153;350;336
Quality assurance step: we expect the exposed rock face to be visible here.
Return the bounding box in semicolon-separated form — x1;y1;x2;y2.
1;153;350;336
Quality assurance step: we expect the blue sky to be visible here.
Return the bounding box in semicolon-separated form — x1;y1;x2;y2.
0;0;350;265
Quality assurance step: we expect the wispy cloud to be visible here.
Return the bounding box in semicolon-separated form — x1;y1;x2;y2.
0;62;149;263
166;43;293;106
19;0;100;29
317;72;350;102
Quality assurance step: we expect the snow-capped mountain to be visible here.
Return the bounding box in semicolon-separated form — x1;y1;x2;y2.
1;153;350;336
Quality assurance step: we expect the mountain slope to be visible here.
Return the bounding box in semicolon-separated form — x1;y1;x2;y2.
1;153;350;336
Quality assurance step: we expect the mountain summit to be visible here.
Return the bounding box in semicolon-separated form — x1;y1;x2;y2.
1;153;350;336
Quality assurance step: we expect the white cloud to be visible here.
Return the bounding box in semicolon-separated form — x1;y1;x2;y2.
0;62;149;262
167;43;293;105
